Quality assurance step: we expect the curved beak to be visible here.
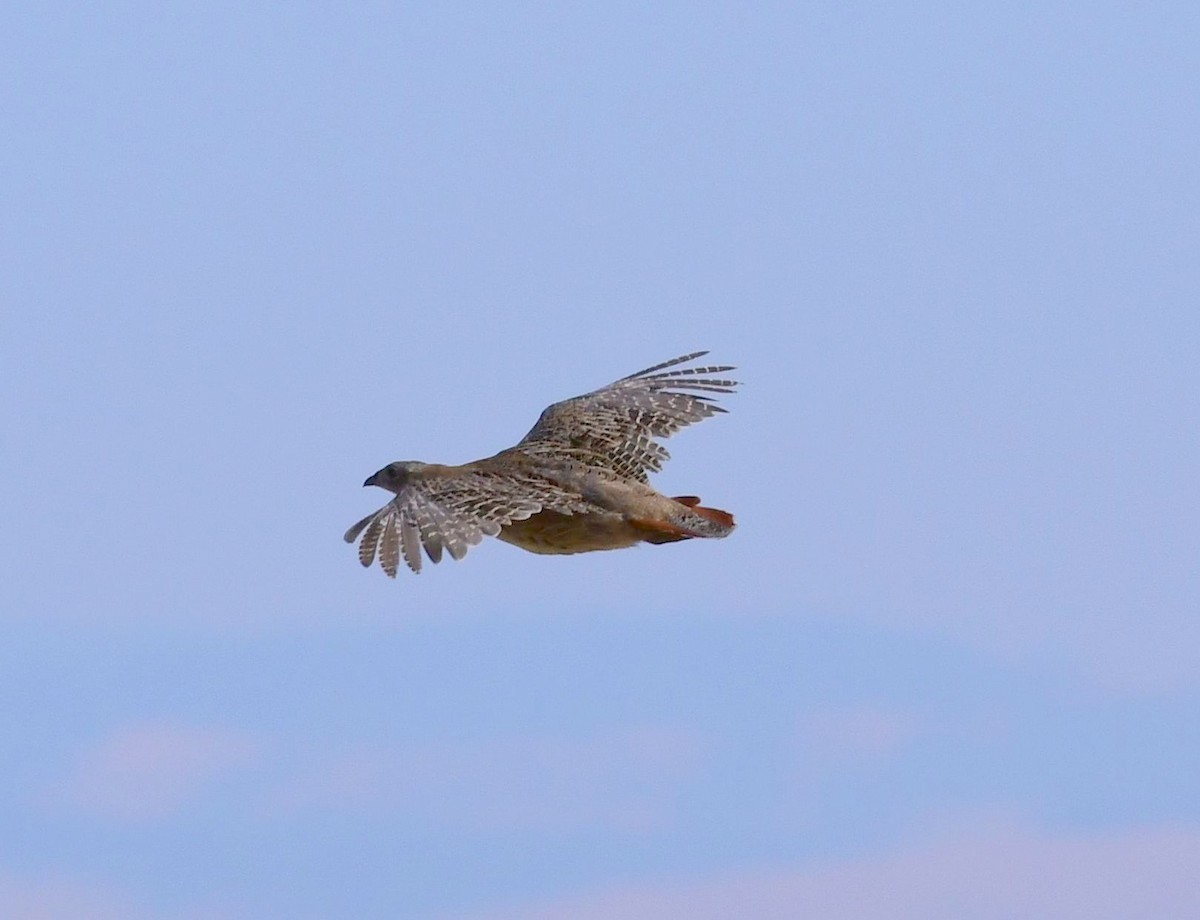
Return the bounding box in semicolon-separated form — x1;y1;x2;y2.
363;472;378;488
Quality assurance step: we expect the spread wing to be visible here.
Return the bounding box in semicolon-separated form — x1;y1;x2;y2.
343;469;591;576
515;351;738;481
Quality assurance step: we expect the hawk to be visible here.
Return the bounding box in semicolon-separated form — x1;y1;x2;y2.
345;351;738;576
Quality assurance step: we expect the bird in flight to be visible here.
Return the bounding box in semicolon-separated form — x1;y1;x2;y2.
345;351;739;576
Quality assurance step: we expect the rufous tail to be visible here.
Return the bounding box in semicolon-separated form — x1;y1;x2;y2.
670;496;736;539
631;497;737;544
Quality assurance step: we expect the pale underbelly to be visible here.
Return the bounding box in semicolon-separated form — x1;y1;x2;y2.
498;510;643;555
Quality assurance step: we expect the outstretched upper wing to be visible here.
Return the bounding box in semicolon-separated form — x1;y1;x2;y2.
343;468;591;576
515;351;738;481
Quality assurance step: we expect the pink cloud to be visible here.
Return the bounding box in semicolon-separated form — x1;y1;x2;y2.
45;723;261;822
444;824;1200;920
271;726;706;834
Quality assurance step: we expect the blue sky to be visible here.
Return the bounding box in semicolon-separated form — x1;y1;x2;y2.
4;2;1199;918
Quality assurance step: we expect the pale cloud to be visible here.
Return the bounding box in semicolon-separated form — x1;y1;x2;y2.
783;704;924;819
0;869;141;920
271;726;706;834
0;867;266;920
445;823;1200;920
797;705;921;763
44;723;261;822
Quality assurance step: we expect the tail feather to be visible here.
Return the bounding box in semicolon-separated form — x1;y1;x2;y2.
689;504;735;532
669;496;736;539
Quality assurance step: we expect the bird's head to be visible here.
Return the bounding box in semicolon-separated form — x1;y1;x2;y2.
363;460;428;492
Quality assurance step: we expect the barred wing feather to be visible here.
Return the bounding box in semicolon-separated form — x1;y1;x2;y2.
344;471;585;576
516;351;739;481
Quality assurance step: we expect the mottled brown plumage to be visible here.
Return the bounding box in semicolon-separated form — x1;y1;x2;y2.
345;351;739;575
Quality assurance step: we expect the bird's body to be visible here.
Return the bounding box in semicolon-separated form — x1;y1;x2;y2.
345;352;738;576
